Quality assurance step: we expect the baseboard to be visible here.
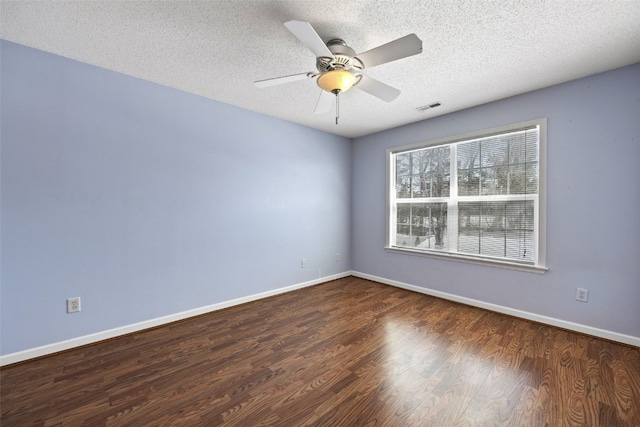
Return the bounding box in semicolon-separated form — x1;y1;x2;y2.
352;271;640;347
4;270;636;366
0;271;351;366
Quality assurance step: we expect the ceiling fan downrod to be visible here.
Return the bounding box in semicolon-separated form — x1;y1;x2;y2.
334;90;340;125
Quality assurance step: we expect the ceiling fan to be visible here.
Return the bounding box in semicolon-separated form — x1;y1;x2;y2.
254;20;423;123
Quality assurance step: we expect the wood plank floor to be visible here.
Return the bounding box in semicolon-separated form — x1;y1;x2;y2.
2;276;639;426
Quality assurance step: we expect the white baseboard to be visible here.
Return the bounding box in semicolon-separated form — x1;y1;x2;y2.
0;272;351;366
352;271;640;347
3;270;636;366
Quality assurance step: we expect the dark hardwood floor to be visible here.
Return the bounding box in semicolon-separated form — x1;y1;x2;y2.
2;276;639;426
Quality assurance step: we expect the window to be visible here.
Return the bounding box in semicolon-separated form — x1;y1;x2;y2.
387;119;546;272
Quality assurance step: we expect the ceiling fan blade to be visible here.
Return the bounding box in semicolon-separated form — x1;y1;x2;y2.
355;75;401;102
254;72;313;88
284;20;334;59
355;34;422;69
314;89;334;114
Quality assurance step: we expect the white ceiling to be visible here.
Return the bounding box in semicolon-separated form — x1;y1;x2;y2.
2;1;640;139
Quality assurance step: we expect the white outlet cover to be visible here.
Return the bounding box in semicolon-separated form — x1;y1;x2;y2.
67;297;81;313
576;288;589;302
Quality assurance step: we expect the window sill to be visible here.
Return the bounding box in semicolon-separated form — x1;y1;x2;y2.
385;246;548;274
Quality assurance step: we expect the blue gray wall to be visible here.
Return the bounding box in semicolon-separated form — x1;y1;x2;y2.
352;63;640;340
2;39;639;358
1;41;352;356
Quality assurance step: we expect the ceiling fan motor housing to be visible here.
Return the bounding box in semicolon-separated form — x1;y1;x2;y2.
315;39;363;73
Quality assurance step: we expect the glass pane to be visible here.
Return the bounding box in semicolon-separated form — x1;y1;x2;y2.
432;173;450;197
505;231;534;262
458;168;480;196
411;173;449;198
504;199;534;262
412;174;427;198
481;166;509;195
458;233;479;254
396;224;411;246
478;202;502;231
411;149;428;175
397;204;410;225
394;203;448;250
509;133;526;165
396;175;411;198
525;163;538;193
509;164;526;194
395;204;411;246
508;163;538;195
481;136;508;168
414;147;450;173
458;201;534;262
458;203;481;231
458;141;480;170
423;203;448;249
411;151;426;174
458;202;480;254
404;146;451;198
396;153;411;175
525;130;539;163
479;231;505;258
505;130;539;163
512;200;535;231
431;146;451;175
411;204;429;247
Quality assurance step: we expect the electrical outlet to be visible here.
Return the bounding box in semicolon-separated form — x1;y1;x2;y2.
301;259;307;268
336;253;341;262
575;288;588;303
67;297;81;313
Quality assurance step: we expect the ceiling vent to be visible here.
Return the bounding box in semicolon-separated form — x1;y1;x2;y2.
416;102;441;112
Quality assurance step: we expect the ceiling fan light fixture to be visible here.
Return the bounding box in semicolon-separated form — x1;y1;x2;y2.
317;69;356;94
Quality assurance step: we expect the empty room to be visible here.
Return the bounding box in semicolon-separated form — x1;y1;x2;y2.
1;1;639;425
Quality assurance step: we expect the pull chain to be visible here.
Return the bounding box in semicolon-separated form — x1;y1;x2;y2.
335;91;340;125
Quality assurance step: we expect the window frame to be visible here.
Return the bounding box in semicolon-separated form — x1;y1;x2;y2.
386;118;547;273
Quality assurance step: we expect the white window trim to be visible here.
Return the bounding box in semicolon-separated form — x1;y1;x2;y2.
385;118;547;273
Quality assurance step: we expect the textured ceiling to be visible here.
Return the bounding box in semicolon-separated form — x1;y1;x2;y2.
2;0;640;138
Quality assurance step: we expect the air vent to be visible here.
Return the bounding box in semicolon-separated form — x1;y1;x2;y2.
416;102;441;112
